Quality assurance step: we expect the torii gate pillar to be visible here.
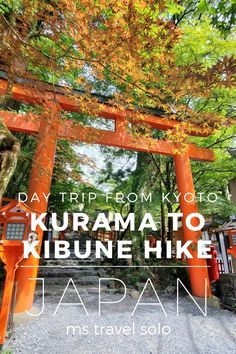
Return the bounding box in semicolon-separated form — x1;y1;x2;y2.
174;153;211;297
14;101;60;313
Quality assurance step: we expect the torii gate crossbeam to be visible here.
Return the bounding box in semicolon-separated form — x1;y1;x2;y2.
0;74;213;314
1;110;214;161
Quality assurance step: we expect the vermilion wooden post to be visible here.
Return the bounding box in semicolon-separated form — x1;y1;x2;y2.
0;251;19;346
174;153;211;297
14;101;60;313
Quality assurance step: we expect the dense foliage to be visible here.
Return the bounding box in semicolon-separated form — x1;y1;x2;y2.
0;1;235;240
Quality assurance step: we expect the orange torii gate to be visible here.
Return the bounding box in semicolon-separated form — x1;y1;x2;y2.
0;73;214;314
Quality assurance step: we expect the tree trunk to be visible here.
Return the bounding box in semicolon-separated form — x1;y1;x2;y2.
0;118;20;202
167;202;174;240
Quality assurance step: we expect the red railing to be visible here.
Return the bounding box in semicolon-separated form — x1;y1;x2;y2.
91;230;116;242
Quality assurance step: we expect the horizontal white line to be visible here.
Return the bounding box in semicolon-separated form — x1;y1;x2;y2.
19;265;209;268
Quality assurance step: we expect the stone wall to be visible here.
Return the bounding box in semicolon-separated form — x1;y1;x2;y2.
219;274;236;309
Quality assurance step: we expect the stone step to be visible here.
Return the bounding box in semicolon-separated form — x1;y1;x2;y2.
38;269;98;277
36;234;112;295
39;263;98;267
40;275;101;286
77;275;103;285
35;284;110;297
42;259;99;265
36;275;110;287
41;253;98;260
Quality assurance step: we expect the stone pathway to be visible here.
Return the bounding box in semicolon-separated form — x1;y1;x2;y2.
4;293;236;354
2;234;236;353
